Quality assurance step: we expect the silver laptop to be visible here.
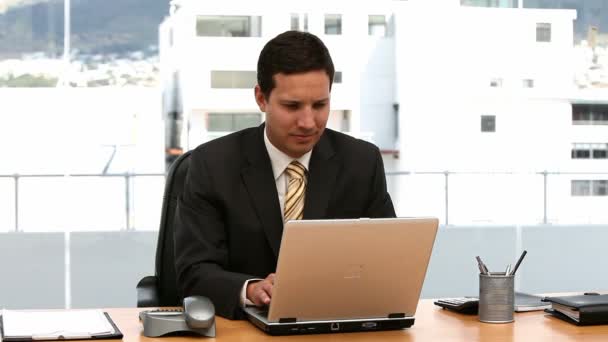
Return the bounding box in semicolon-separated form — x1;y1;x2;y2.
244;217;439;335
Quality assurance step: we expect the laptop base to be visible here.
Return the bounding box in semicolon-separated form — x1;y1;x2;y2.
246;311;414;336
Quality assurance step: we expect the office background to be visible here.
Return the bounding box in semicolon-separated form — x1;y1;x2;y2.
1;0;608;309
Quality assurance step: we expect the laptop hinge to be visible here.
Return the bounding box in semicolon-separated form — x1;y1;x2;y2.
388;313;406;318
279;317;297;323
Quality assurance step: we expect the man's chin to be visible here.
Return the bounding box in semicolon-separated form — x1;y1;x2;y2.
286;143;315;158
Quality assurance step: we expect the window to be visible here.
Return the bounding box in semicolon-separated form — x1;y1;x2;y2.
536;23;551;42
571;180;591;196
368;15;386;36
325;14;342;35
594;180;608;196
207;113;262;132
572;104;608;125
461;0;518;7
572;144;591;159
593;149;608;159
290;13;299;30
196;16;262;37
571;143;608;159
490;78;502;87
334;71;342;84
481;115;496;132
523;79;534;88
592;111;608;123
210;71;257;89
290;13;309;31
571;180;608;196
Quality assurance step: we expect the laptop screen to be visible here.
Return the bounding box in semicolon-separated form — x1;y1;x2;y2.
266;217;439;322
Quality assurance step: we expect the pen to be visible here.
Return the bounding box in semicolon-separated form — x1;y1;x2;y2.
505;264;511;276
475;256;489;275
509;250;527;276
475;256;485;274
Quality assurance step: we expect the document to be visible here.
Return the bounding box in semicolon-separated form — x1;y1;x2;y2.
1;309;120;341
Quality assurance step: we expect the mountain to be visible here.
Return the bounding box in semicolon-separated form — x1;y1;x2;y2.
1;0;607;60
0;0;169;58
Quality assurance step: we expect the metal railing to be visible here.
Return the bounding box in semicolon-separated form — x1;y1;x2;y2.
0;172;164;232
1;170;607;231
384;170;608;225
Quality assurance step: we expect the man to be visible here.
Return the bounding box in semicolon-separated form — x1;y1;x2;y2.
174;30;396;320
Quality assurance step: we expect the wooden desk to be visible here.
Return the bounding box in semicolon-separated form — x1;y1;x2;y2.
110;300;608;342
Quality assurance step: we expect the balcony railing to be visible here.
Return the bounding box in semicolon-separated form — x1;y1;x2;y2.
1;170;607;232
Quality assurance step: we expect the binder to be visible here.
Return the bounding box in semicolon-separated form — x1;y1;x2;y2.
542;294;608;326
0;309;123;341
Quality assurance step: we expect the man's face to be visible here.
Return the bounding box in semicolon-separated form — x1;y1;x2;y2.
255;70;331;158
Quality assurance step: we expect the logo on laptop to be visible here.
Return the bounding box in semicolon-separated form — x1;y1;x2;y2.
344;264;364;279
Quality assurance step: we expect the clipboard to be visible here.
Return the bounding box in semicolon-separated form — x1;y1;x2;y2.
0;310;123;341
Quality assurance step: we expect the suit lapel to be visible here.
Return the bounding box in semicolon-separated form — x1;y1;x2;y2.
241;125;283;257
304;132;338;219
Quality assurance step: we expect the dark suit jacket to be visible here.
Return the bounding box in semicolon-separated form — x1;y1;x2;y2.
174;124;395;319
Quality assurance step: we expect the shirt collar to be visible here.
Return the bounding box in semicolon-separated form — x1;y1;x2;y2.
264;127;312;180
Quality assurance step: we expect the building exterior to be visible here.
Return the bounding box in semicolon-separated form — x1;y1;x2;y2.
159;0;396;151
160;0;608;224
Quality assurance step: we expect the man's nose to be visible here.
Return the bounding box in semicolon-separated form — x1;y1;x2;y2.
297;107;315;129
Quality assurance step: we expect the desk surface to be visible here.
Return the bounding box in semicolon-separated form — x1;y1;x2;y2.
107;299;608;342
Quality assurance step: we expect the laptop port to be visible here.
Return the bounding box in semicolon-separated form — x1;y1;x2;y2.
330;322;340;331
362;322;377;329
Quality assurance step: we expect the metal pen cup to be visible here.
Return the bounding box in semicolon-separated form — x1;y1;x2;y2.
478;272;514;323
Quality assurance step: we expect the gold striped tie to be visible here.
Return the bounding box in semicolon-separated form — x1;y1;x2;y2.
284;161;306;222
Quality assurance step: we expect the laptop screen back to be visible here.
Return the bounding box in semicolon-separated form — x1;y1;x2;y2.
267;217;439;322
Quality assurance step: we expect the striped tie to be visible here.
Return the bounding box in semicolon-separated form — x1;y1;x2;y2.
284;161;306;222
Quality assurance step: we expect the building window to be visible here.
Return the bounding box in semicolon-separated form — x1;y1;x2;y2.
571;144;591;159
290;13;308;31
536;23;551;42
210;71;257;89
571;143;608;159
325;14;342;35
481;115;496;132
593;148;608;159
368;15;386;36
334;71;342;84
594;180;608;196
571;180;608;196
461;0;518;7
290;13;299;30
523;79;534;88
571;180;591;196
196;16;262;37
572;104;608;125
207;113;262;132
490;78;502;87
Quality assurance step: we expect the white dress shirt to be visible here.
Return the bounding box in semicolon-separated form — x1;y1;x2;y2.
239;127;312;307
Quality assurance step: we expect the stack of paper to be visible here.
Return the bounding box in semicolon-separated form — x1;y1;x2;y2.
1;309;118;341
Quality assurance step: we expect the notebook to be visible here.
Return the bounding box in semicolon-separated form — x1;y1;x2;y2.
0;309;123;341
543;293;608;325
244;217;439;335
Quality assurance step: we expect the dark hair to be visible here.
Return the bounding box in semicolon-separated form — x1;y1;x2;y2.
257;30;335;98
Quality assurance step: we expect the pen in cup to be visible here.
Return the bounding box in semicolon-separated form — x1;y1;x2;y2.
475;256;490;275
509;250;527;276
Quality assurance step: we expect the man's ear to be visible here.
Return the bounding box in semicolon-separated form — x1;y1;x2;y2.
254;85;267;112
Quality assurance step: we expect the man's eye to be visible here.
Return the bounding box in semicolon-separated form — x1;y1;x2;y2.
285;104;298;109
313;103;327;109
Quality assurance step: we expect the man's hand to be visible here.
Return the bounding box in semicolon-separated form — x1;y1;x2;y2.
246;273;275;306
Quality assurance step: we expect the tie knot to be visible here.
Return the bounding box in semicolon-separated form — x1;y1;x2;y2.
285;161;306;180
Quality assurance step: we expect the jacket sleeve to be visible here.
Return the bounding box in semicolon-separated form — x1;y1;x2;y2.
174;148;253;320
365;146;397;218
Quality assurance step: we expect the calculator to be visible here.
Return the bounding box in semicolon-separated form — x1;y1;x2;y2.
434;297;479;314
